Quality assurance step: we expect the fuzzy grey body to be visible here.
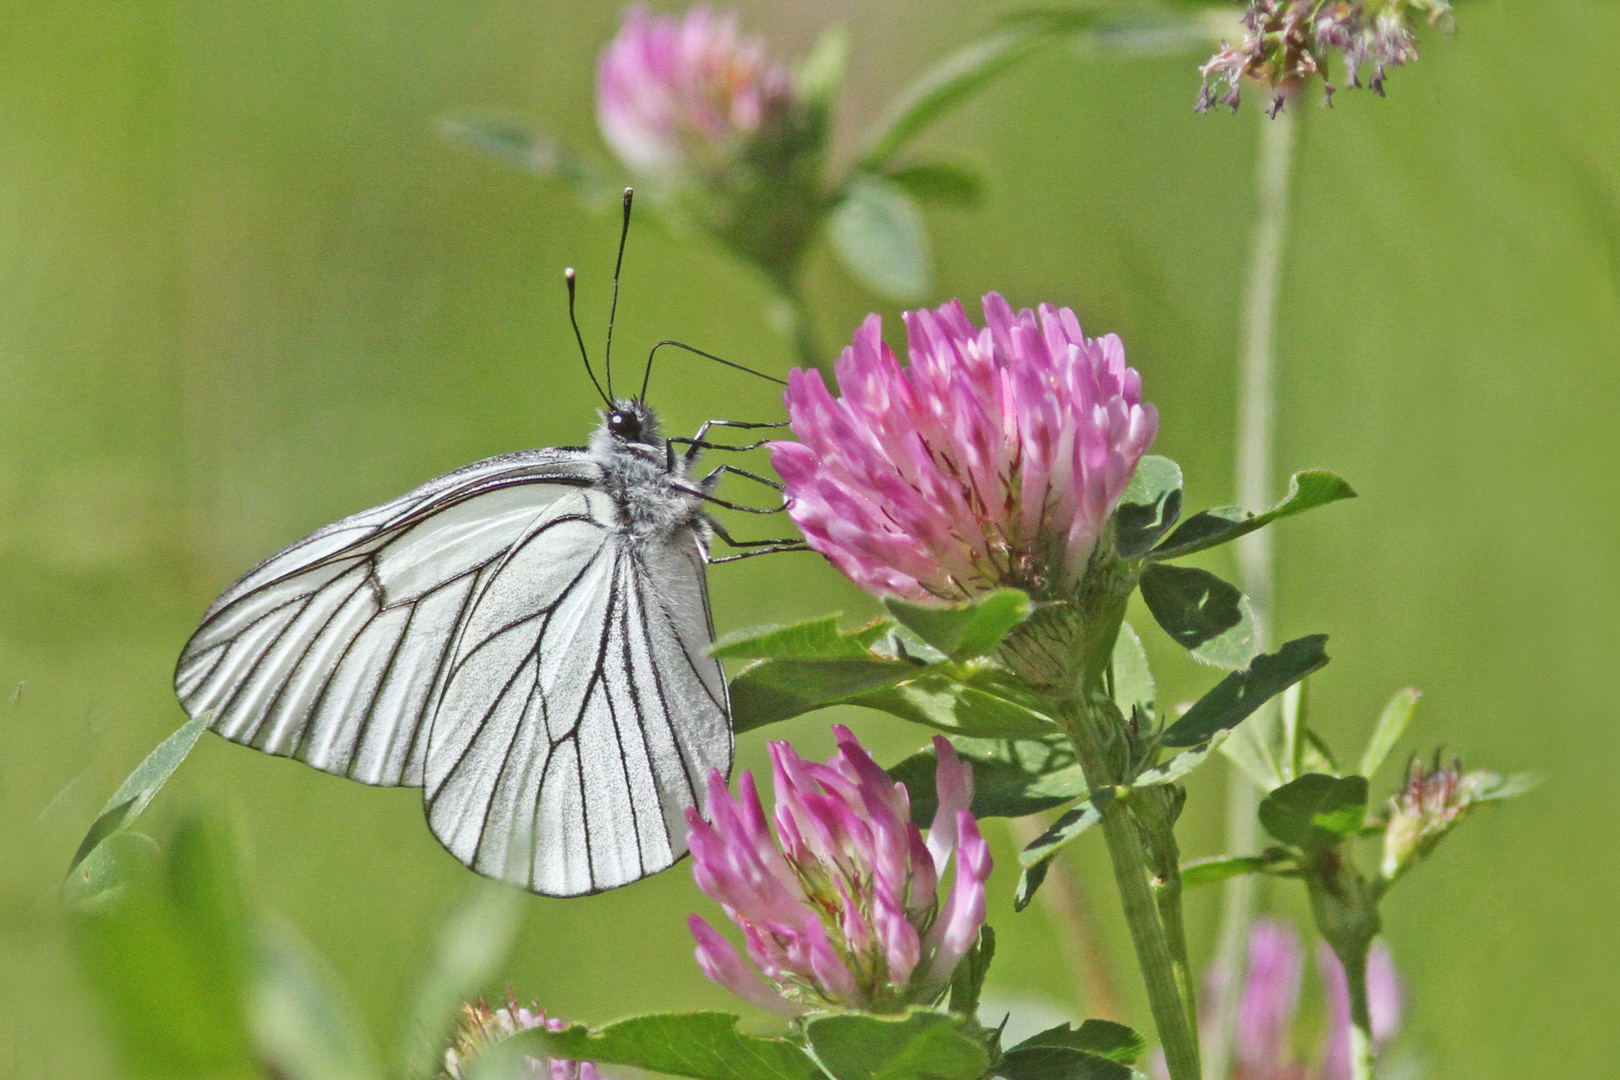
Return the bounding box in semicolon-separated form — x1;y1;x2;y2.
588;399;713;542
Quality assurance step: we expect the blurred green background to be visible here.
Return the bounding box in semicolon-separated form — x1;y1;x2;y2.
2;1;1615;1076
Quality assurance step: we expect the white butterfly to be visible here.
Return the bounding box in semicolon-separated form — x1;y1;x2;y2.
174;202;798;895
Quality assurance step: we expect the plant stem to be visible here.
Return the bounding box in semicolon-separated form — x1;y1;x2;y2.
1063;702;1202;1080
1007;816;1125;1021
1342;948;1378;1080
1208;103;1298;1080
1153;873;1199;1049
769;271;822;371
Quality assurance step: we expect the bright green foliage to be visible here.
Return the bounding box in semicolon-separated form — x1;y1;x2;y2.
509;1013;824;1080
66;817;260;1080
1356;687;1422;779
68;714;206;875
884;589;1032;661
1114;455;1184;558
804;1010;990;1080
1010;1019;1147;1064
1259;774;1371;854
889;733;1085;823
1160;635;1331;748
1138;564;1257;670
883;161;987;207
1146;470;1357;561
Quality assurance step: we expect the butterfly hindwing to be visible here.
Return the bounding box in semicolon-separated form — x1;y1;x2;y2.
423;489;732;896
173;449;596;788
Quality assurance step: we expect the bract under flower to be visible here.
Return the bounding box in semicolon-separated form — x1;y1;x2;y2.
686;726;990;1013
772;293;1157;604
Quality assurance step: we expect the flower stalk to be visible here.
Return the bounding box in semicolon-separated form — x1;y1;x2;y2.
1061;693;1202;1080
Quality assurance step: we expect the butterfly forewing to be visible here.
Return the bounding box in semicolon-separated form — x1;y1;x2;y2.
423;488;731;896
174;449;596;787
174;439;735;897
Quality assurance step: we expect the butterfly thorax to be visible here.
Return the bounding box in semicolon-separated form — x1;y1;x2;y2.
588;399;704;539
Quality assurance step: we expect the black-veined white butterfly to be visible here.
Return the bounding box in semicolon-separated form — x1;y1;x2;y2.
174;191;803;896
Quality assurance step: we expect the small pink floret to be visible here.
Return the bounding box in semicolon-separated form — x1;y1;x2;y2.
773;293;1158;602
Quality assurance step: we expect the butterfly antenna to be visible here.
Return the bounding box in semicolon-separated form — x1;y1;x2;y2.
640;339;786;401
566;268;610;406
603;187;634;401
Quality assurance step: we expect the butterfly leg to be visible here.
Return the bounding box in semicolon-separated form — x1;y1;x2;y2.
706;516;802;551
681;419;790;464
699;463;784;493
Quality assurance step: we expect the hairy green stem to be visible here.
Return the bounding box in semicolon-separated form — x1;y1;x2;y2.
1153;874;1199;1049
1342;947;1378;1080
1209;102;1298;1080
1063;703;1202;1080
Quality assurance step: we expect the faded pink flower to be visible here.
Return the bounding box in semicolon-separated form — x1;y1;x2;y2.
1157;920;1402;1080
772;293;1158;603
686;725;990;1014
1198;0;1452;115
597;5;799;183
442;994;599;1080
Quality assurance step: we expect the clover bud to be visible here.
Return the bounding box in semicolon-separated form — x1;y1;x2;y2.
686;726;990;1013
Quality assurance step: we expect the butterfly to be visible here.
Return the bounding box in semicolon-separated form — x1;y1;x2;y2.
173;191;803;896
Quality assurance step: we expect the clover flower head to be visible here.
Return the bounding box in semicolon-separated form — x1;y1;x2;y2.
1198;0;1452;115
597;5;800;184
1379;751;1493;880
685;726;990;1014
772;293;1157;604
442;994;597;1080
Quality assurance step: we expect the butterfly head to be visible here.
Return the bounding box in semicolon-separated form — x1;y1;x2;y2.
602;399;661;446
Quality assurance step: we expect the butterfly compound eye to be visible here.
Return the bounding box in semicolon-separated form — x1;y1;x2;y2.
606;410;643;440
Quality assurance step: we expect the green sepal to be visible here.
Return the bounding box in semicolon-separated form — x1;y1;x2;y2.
884;588;1031;661
805;1009;991;1080
889;733;1084;824
1147;470;1356;561
947;925;996;1019
1160;635;1330;748
1470;771;1543;802
499;1013;823;1080
1139;564;1257;670
69;714;207;876
793;24;849;107
1259;773;1370;854
1008;1020;1146;1065
1114;456;1183;559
